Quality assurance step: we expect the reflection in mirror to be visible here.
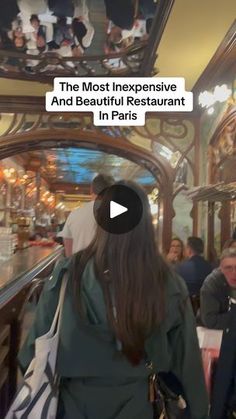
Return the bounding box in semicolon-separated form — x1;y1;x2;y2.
0;0;158;77
0;147;160;235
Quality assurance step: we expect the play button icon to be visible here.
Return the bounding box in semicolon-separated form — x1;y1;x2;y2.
94;183;143;234
110;201;128;219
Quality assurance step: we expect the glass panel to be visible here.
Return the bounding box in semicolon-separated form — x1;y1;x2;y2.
172;191;192;242
18;147;157;185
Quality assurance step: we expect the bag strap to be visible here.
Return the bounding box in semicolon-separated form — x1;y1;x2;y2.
48;271;69;335
133;0;139;20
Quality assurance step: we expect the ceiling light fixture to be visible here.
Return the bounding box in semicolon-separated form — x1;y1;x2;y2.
198;84;231;109
207;107;215;115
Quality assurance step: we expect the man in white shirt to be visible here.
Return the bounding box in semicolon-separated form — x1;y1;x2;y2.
60;174;114;256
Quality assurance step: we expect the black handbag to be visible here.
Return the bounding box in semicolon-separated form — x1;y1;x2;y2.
148;363;187;419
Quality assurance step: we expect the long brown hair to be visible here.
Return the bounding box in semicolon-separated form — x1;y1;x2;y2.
168;237;185;262
73;181;170;365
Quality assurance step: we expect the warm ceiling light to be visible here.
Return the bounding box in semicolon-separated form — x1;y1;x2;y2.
207;107;215;115
213;84;231;102
150;203;158;215
198;91;215;108
198;84;231;109
3;168;17;184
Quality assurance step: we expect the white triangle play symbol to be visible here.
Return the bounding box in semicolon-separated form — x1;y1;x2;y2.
110;201;128;219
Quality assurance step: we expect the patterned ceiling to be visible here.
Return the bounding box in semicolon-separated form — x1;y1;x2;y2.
20;148;156;186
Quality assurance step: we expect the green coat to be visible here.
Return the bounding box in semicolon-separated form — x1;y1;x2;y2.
18;257;209;419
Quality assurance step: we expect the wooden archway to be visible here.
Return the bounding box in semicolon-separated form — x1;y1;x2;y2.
0;128;175;250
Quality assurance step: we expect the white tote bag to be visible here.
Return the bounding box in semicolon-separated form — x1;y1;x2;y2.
5;273;68;419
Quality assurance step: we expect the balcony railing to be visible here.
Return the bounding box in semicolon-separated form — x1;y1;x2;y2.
0;0;174;82
0;41;147;82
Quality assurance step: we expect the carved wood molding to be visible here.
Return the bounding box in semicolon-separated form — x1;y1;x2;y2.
210;104;236;146
206;104;236;257
0;85;199;248
0;96;46;113
208;104;236;183
193;20;236;94
132;117;196;182
0;97;198;206
0;96;198;119
0;128;174;189
140;0;175;76
0;125;176;247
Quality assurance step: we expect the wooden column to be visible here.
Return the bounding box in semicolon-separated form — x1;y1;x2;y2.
207;201;215;262
162;187;174;254
20;185;25;212
35;172;41;221
192;117;200;235
219;201;231;249
4;183;11;227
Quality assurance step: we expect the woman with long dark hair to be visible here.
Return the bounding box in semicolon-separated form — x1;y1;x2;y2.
166;237;185;265
18;181;208;419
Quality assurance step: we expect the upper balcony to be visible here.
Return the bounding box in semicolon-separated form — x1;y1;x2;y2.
0;0;174;82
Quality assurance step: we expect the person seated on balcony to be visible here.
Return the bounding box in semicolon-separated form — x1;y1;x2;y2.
200;248;236;330
176;237;212;297
51;16;73;48
72;0;94;50
166;237;185;265
0;29;15;50
17;0;47;16
103;39;128;72
48;0;74;18
104;0;135;31
106;18;148;52
51;19;90;64
45;17;76;64
24;39;41;71
104;0;157;29
139;0;158;20
71;19;88;54
12;28;27;51
0;0;20;33
0;29;22;69
29;14;53;51
104;0;157;45
104;17;149;73
16;0;48;36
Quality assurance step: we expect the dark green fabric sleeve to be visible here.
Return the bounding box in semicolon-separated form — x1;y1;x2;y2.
200;286;230;330
18;258;69;373
168;277;209;419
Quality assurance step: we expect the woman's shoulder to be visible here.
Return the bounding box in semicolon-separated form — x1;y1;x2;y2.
44;256;72;291
165;270;189;300
163;272;192;331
